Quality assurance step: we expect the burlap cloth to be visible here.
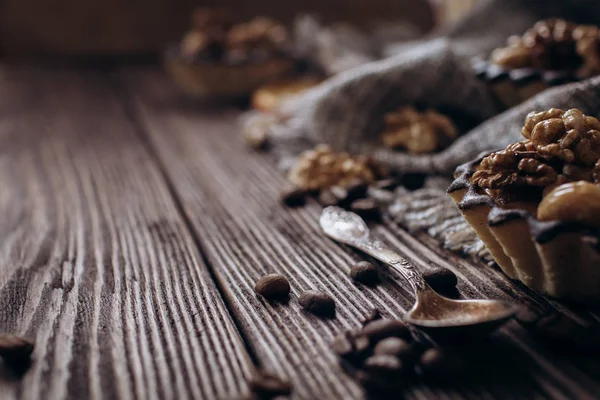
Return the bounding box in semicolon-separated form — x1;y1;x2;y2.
244;0;600;261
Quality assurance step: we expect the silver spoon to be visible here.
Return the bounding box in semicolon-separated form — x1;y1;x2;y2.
320;206;517;336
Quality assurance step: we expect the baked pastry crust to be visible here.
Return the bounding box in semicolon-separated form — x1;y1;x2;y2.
448;109;600;302
474;19;600;109
449;158;600;302
165;10;296;97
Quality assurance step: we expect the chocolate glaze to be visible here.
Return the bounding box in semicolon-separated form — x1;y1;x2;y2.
485;64;510;83
541;70;579;86
447;151;498;210
474;61;582;87
449;151;600;244
509;68;541;86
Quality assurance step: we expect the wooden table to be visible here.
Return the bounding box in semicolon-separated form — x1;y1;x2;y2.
0;65;598;400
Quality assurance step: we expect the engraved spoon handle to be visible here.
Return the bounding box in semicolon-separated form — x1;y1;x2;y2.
352;236;429;294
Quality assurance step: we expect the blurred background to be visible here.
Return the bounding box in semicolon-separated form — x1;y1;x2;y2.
0;0;478;58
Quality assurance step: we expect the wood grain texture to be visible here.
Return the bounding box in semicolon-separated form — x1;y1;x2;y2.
125;68;600;400
0;67;254;400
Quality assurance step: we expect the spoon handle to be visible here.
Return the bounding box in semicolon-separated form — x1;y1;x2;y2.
353;236;428;293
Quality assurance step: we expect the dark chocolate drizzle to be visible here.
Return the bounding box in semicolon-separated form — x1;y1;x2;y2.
473;61;582;87
449;151;600;244
509;68;541;86
447;151;498;210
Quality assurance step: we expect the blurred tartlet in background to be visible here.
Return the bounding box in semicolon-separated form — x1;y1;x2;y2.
165;9;299;97
428;0;479;25
473;19;600;109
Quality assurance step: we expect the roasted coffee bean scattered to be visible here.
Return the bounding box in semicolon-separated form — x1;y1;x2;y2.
362;319;412;342
373;178;401;191
418;348;465;378
514;305;543;327
350;198;381;221
0;334;34;374
361;309;382;326
329;186;349;204
332;332;355;359
280;188;307;207
364;354;404;376
299;290;335;317
355;370;397;393
422;267;458;291
318;189;339;207
515;312;600;354
353;334;371;357
346;180;369;201
254;274;290;300
374;338;418;363
401;173;426;190
367;187;395;205
330;317;416;394
350;261;380;285
248;370;292;398
0;335;34;362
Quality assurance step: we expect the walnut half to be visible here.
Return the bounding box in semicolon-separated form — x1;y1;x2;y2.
471;141;558;189
523;108;600;166
287;145;380;190
382;106;458;154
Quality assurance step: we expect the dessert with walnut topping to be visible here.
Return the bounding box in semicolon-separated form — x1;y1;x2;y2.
473;19;600;109
165;9;296;97
448;108;600;302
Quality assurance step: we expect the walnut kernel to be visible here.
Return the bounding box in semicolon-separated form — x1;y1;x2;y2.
528;109;600;166
491;19;582;70
227;17;287;52
574;25;600;76
382;107;457;154
288;145;380;190
471;141;557;189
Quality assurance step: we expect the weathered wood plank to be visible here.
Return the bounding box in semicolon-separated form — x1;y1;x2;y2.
125;68;600;399
0;67;254;400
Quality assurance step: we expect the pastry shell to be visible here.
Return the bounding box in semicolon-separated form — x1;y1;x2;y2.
165;54;296;97
448;154;600;303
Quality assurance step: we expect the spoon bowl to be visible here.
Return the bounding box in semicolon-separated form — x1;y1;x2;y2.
320;206;517;335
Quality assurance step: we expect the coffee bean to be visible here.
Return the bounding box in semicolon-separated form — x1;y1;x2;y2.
418;348;466;378
401;173;426;190
331;332;354;359
514;305;543;327
422;267;458;291
330;186;349;204
373;178;401;191
367;188;395;205
254;274;290;300
0;335;34;362
318;189;339;207
248;370;292;398
353;334;371;356
532;313;600;352
0;335;34;374
299;290;335;317
350;198;381;221
350;261;379;285
361;309;382;326
355;370;399;393
374;338;418;363
364;354;404;376
346;180;369;200
280;188;307;207
362;319;411;342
